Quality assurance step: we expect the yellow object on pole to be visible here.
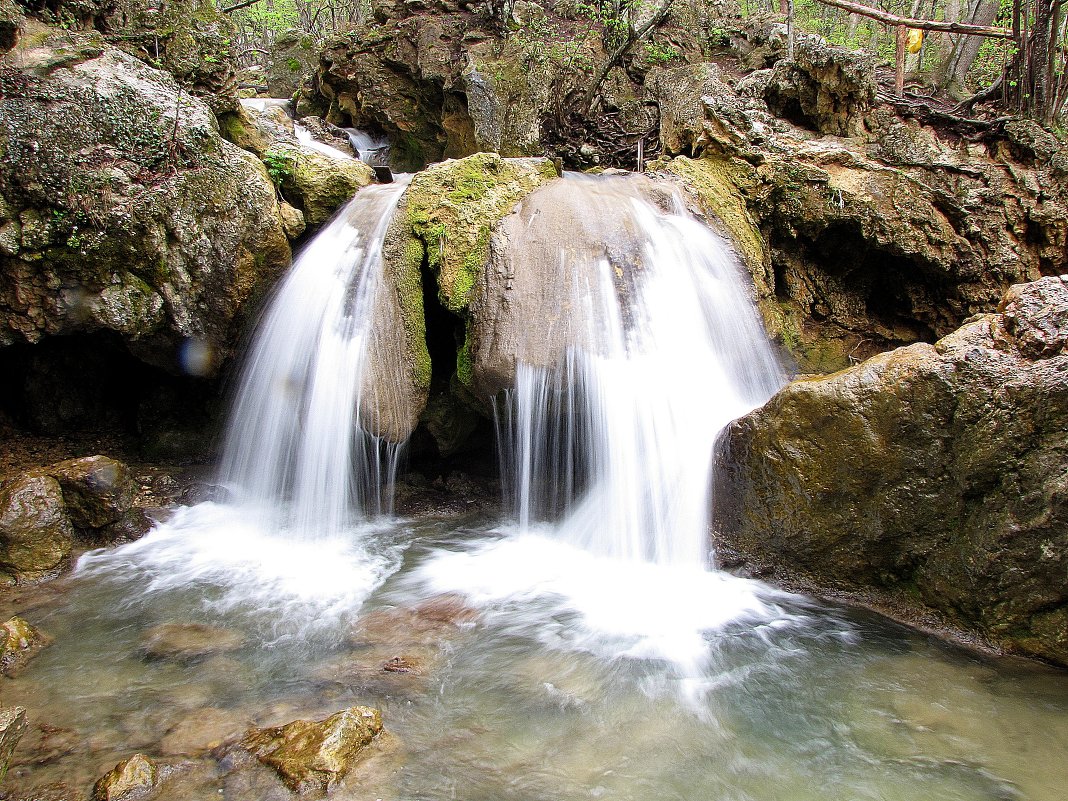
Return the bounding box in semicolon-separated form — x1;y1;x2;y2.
907;28;924;53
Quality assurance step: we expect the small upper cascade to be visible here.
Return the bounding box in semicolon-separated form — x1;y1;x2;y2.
492;173;784;567
344;128;391;167
217;177;412;539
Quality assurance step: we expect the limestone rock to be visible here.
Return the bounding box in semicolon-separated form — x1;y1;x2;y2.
376;153;558;435
45;455;135;529
0;705;27;782
0;616;51;676
92;753;159;801
140;623;246;663
0;34;290;373
264;29;318;98
714;277;1068;666
0;475;75;582
241;706;383;795
221;101;374;229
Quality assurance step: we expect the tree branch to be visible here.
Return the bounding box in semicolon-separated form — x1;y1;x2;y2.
221;0;263;14
582;0;675;112
812;0;1013;38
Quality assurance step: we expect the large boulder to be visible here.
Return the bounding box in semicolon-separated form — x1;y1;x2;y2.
240;706;383;795
0;30;290;374
0;475;74;582
382;154;559;410
714;277;1068;666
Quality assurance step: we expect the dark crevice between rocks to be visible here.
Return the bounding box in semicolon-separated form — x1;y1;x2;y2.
406;266;495;480
0;332;222;469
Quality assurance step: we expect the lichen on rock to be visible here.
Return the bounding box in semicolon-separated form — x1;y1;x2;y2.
0;32;290;373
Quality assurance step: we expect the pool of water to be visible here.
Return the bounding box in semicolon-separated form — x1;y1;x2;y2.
3;507;1067;801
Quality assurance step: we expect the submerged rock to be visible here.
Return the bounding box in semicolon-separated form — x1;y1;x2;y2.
92;753;159;801
0;705;27;781
0;616;51;676
715;277;1068;665
240;706;383;795
0;475;75;582
140;623;246;663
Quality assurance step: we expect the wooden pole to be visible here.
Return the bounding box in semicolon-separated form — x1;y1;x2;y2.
895;24;907;96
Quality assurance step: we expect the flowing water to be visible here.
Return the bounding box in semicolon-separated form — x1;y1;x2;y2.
2;175;1066;800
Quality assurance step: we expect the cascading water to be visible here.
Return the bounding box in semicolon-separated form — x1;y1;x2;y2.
493;174;783;565
411;174;789;673
218;177;411;537
75;178;416;635
11;168;1067;801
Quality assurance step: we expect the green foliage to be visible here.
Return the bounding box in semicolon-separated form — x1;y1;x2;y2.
262;150;295;186
642;40;678;65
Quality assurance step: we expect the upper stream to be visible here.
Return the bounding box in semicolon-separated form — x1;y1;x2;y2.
2;171;1066;800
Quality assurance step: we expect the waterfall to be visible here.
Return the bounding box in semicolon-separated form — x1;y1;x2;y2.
493;174;784;567
217;178;411;539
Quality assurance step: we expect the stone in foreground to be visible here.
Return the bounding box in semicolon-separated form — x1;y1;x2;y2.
92;754;159;801
241;706;383;795
0;616;51;676
0;705;28;782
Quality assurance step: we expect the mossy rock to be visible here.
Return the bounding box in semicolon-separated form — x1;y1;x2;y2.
398;153;559;314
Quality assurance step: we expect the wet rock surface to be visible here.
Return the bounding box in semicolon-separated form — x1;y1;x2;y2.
0;705;27;781
92;754;159;801
0;30;290;374
715;277;1068;666
239;706;383;795
0;616;50;676
0;477;75;582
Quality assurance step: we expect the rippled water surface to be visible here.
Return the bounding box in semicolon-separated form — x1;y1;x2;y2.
3;511;1066;801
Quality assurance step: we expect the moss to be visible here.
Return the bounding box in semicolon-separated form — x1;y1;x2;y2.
455;332;473;388
389;233;432;391
401;153;557;314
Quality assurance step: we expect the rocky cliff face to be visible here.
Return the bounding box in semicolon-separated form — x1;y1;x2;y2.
0;30;290;372
714;277;1068;666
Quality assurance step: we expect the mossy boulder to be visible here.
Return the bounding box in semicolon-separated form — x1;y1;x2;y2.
241;706;383;795
0;34;290;373
715;277;1068;666
380;153;558;438
0;475;74;582
220;102;374;229
265;28;317;98
45;455;135;529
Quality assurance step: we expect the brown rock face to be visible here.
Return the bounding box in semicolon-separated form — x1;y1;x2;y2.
0;475;75;582
92;753;159;801
714;277;1068;666
0;616;51;676
0;705;28;782
46;455;135;529
241;706;383;795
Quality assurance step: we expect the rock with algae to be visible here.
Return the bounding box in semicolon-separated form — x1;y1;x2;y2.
240;706;383;795
0;616;51;676
0;30;290;373
715;276;1068;666
0;475;75;583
